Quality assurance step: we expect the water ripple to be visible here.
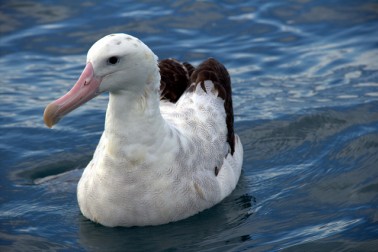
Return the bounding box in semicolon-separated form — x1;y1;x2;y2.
267;218;364;249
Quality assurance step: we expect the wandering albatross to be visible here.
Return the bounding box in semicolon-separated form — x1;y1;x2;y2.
43;33;243;227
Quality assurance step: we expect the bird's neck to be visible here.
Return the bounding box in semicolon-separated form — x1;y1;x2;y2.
104;86;168;145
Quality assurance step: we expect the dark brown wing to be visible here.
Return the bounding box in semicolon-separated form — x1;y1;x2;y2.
159;57;235;155
189;58;235;155
159;59;194;103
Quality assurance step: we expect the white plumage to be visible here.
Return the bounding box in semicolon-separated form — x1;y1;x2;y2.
44;33;243;227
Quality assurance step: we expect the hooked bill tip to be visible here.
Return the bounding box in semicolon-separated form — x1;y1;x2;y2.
43;103;60;128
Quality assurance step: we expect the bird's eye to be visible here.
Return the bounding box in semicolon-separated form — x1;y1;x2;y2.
107;56;119;65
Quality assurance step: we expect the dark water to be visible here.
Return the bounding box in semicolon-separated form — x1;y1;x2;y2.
1;0;378;251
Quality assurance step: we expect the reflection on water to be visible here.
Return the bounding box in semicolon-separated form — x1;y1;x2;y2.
1;0;378;251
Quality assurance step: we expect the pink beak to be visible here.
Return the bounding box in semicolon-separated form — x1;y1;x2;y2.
43;62;102;128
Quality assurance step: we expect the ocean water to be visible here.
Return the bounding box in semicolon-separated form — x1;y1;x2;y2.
1;0;378;251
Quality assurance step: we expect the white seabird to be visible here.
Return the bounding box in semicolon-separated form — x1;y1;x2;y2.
43;33;243;227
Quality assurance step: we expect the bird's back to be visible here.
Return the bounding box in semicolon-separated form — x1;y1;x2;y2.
159;58;243;200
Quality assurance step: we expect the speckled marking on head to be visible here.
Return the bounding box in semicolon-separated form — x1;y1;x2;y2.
146;73;154;85
144;51;153;60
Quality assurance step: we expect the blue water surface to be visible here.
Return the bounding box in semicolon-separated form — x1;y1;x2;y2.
1;0;378;251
